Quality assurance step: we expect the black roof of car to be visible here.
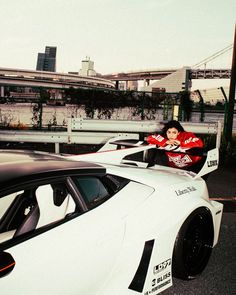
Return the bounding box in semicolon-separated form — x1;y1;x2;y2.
0;149;61;163
0;150;105;189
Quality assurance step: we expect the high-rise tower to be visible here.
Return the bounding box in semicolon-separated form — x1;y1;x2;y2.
79;57;96;76
36;46;57;72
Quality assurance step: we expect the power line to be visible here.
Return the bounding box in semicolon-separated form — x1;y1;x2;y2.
192;44;233;68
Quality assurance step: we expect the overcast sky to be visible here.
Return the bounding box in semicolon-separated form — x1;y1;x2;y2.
0;0;235;84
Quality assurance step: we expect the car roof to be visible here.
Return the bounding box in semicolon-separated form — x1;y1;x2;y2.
0;149;62;163
0;150;105;189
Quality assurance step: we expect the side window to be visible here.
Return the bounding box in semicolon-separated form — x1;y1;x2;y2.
72;176;110;209
0;181;77;244
0;189;37;243
105;174;129;192
35;182;76;228
0;191;24;220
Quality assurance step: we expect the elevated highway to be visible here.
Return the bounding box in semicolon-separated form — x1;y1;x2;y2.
0;67;115;90
0;66;231;96
101;68;231;81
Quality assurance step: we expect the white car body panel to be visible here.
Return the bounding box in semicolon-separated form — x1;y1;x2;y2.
0;182;154;295
0;142;223;295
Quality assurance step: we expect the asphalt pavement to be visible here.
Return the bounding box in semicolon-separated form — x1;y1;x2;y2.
207;166;236;198
206;165;236;212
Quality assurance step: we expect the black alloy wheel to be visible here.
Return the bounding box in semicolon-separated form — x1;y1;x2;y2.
172;207;214;280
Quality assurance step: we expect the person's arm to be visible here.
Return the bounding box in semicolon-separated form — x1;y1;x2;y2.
146;134;167;147
179;132;204;148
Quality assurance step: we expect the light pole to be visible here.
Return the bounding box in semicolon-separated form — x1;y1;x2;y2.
225;25;236;142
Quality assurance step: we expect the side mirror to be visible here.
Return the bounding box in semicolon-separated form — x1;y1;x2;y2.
0;251;16;278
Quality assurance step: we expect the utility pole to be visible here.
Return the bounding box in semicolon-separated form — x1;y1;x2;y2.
219;87;229;136
225;25;236;142
196;90;205;122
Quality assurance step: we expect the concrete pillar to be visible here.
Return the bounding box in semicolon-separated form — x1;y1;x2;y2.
115;81;119;89
173;105;179;120
143;79;150;87
55;142;60;154
1;86;4;97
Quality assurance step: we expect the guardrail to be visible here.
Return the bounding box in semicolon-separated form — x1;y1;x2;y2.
69;118;222;147
0;118;222;153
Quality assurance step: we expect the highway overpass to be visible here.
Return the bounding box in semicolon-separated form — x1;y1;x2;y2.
101;68;231;81
0;67;115;92
0;66;231;96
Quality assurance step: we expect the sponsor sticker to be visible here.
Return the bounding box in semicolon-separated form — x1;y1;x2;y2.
144;272;171;295
153;259;171;274
168;154;192;168
143;259;172;294
175;186;197;196
207;160;218;167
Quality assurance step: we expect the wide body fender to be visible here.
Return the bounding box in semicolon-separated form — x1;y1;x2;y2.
97;183;223;295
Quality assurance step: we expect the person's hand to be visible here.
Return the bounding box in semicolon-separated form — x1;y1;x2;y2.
166;139;180;146
173;139;180;146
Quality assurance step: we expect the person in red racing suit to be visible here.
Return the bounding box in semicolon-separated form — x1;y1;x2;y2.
146;120;204;170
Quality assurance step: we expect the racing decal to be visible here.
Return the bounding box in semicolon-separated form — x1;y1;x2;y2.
144;272;171;295
207;160;218;167
183;137;200;145
152;135;165;143
175;186;197;196
153;258;171;274
142;259;172;294
168;154;192;168
128;239;155;293
152;271;171;286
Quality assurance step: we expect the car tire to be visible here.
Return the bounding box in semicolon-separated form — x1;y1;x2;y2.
172;207;214;280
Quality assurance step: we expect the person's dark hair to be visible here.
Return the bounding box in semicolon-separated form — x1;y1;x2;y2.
161;120;185;137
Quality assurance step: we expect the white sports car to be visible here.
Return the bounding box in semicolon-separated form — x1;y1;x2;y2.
0;141;223;295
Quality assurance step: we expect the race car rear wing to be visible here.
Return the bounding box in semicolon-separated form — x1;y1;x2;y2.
68;138;219;179
105;139;219;179
192;147;219;179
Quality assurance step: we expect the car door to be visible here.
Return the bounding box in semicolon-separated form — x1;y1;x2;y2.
0;175;126;295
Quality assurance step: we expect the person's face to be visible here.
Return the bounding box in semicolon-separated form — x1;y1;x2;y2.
166;127;179;140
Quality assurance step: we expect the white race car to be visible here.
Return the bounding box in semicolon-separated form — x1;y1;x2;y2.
0;140;223;295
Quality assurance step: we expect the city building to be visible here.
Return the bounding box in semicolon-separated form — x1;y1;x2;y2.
79;57;96;76
141;67;191;93
36;46;57;72
127;80;138;91
191;87;229;105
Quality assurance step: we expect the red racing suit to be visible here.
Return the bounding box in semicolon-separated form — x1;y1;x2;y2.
146;132;204;169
